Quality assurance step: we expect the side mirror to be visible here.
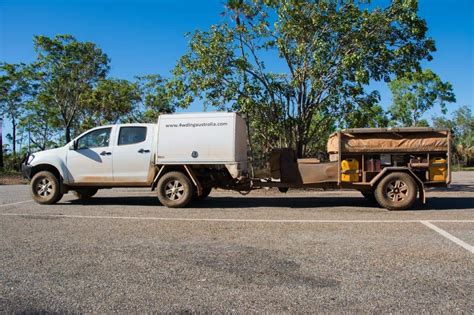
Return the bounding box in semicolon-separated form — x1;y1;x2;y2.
69;141;77;150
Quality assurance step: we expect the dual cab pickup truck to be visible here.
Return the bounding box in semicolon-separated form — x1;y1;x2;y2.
22;112;451;210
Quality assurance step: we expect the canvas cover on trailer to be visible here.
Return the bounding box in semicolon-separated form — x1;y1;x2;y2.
327;128;450;154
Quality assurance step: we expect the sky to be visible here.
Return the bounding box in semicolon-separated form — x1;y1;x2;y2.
0;0;473;143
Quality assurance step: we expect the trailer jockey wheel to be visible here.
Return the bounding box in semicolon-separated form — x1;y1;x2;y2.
374;172;417;211
157;171;194;208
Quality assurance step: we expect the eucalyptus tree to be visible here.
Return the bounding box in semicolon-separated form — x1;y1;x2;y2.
34;34;110;142
388;69;456;127
80;78;141;131
171;0;437;157
0;63;35;162
136;74;177;123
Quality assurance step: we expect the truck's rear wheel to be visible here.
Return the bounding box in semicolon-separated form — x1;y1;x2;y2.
30;171;63;205
374;172;417;210
157;171;194;208
73;188;98;199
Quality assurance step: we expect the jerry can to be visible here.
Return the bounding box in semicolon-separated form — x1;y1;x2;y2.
341;158;359;182
429;157;447;181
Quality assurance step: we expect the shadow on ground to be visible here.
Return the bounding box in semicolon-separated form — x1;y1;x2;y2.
65;195;474;211
429;184;474;193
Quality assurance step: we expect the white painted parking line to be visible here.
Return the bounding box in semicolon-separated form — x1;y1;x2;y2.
0;212;474;224
421;221;474;254
0;200;33;208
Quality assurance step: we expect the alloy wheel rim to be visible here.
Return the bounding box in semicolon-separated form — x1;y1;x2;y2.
386;180;408;202
165;180;184;201
36;178;53;197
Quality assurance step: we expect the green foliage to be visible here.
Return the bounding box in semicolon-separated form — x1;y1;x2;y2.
34;34;110;142
171;0;436;157
136;75;177;122
80;78;141;130
0;62;40;170
388;69;456;126
433;105;473;166
19;99;62;151
1;34;178;169
340;92;389;128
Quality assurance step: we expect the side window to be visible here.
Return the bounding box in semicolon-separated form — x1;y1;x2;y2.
76;128;111;150
118;127;147;146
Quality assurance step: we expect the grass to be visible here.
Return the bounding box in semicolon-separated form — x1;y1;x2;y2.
0;171;28;185
456;166;474;171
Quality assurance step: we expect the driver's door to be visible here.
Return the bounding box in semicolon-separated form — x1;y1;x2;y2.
66;127;114;184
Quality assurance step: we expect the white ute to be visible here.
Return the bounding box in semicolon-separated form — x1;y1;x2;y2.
22;112;249;207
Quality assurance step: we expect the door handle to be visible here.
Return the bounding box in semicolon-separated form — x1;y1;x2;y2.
100;151;112;156
138;149;150;153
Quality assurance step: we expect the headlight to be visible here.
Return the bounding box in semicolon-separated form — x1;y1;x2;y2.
27;154;35;164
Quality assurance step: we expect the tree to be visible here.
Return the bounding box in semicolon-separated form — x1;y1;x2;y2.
388;69;455;127
0;63;34;163
433;105;473;166
34;34;109;143
80;78;141;130
171;0;436;157
340;91;389;128
136;75;177;123
18;99;61;151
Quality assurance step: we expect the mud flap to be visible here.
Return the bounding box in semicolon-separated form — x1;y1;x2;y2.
183;165;203;196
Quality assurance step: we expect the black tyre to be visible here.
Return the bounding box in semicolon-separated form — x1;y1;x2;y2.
194;186;212;201
30;171;63;205
157;171;194;208
278;187;289;193
73;188;98;199
374;172;417;210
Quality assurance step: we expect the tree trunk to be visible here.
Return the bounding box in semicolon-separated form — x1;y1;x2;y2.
12;117;16;162
65;126;71;143
296;139;304;159
0;118;3;169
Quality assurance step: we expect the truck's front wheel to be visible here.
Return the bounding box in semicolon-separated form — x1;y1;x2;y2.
374;172;417;210
157;171;194;208
30;171;63;205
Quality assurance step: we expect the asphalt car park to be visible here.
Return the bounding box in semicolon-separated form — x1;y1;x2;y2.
0;172;473;313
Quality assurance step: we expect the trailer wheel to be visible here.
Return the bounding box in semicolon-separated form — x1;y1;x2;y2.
73;188;98;199
30;171;63;205
157;171;194;208
374;172;417;210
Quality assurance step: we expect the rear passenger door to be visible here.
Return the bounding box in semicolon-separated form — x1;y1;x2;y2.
112;126;153;184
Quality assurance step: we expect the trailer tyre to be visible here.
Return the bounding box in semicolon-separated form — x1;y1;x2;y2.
374;172;417;210
157;171;194;208
30;171;63;205
73;188;98;199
